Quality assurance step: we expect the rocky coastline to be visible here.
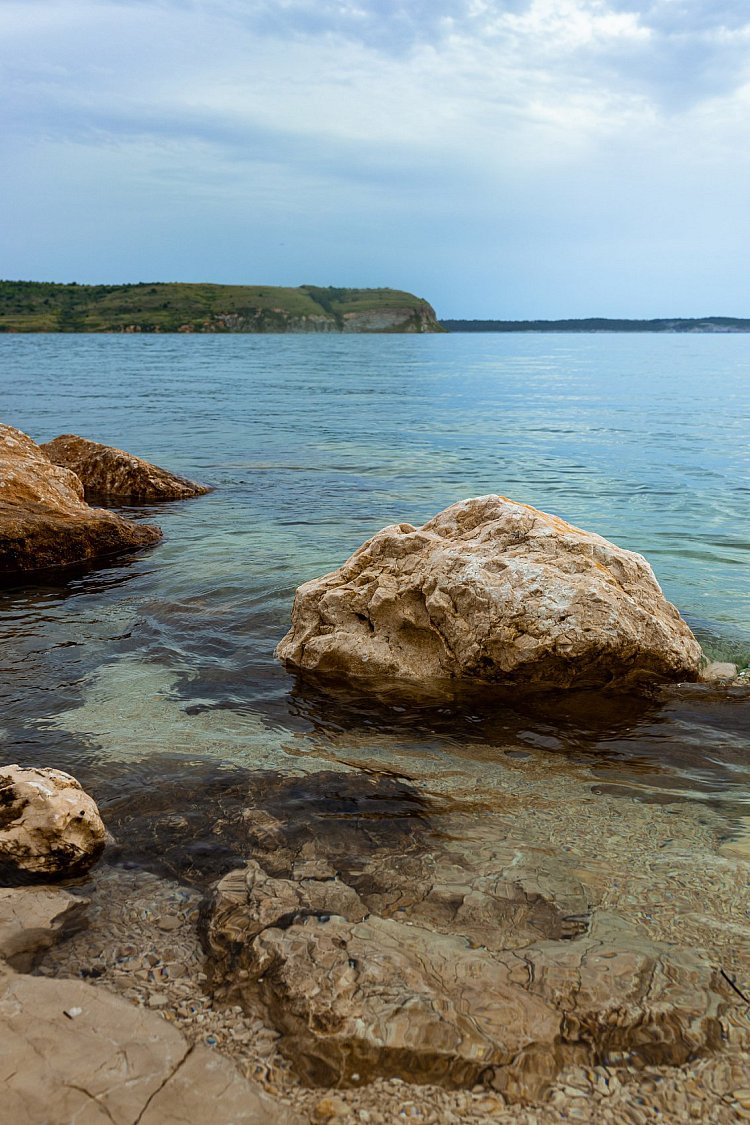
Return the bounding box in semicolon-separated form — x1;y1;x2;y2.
1;424;749;1122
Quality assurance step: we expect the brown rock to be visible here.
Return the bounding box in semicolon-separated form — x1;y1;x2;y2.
0;969;299;1124
204;860;367;966
313;1094;353;1120
0;886;88;971
0;765;106;879
205;881;728;1100
0;423;161;576
42;433;211;502
277;495;702;692
247;914;563;1093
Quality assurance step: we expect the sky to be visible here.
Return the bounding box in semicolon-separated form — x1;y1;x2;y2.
2;0;750;318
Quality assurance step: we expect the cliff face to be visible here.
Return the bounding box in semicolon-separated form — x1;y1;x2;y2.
0;281;442;334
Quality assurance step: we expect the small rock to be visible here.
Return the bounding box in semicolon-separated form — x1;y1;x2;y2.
314;1095;352;1121
0;765;106;879
157;915;181;932
41;433;211;503
701;661;738;683
63;1007;83;1019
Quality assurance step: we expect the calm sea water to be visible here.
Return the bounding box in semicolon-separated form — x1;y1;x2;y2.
1;332;749;847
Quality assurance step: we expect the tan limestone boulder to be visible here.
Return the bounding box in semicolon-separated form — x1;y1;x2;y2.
0;766;106;879
0;423;161;575
277;495;702;691
0;886;88;971
42;433;210;502
0;970;299;1124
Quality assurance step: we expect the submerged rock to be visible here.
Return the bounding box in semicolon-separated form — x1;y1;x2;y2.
203;856;728;1100
701;661;739;684
0;423;161;576
277;495;702;692
0;765;106;880
42;433;211;502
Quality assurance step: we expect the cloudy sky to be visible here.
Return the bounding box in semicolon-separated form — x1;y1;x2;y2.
2;0;750;317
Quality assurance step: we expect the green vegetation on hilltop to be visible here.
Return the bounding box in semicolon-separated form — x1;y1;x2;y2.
0;281;440;334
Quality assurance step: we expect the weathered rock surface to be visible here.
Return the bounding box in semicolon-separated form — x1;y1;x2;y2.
277;495;703;691
0;765;106;879
206;860;368;953
0;969;299;1124
204;866;728;1101
42;433;211;502
0;886;88;971
0;423;161;575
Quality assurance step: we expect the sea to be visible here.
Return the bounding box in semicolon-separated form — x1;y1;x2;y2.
1;331;749;888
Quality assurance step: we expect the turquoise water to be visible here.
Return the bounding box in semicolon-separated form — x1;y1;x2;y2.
1;332;749;835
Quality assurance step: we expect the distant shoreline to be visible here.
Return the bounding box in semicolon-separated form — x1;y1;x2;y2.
440;317;750;333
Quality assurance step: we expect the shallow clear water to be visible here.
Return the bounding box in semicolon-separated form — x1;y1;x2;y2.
1;332;749;853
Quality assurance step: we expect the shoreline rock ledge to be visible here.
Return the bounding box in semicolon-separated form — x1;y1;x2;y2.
277;495;703;692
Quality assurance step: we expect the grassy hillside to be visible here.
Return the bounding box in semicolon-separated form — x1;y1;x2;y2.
0;281;440;333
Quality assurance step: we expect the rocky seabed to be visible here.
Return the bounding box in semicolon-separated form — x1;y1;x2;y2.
1;423;749;1122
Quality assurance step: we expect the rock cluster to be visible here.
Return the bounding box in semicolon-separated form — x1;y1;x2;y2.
277;495;703;692
0;765;106;880
42;433;211;503
0;770;300;1124
202;859;729;1101
0;423;161;576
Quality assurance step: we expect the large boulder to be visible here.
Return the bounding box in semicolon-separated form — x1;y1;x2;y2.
277;495;702;691
0;766;106;880
0;424;161;575
42;433;210;502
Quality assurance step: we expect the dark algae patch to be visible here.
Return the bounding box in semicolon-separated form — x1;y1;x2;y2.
94;758;433;888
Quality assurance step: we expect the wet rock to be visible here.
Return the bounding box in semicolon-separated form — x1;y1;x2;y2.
506;912;728;1081
277;495;702;692
246;914;563;1094
204;875;728;1100
42;433;211;502
202;860;368;986
0;423;161;576
0;886;88;971
0;765;106;879
0;969;299;1123
407;850;592;949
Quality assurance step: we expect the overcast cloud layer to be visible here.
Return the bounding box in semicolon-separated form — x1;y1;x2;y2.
2;0;750;316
